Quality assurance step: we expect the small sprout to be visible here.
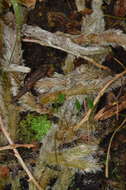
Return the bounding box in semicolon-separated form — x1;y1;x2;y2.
56;93;65;104
86;97;94;109
52;93;65;111
75;98;82;112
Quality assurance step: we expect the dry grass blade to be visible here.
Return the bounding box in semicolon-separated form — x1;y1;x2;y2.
105;117;126;178
113;57;126;70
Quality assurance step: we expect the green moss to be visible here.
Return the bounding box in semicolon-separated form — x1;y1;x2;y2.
18;114;52;142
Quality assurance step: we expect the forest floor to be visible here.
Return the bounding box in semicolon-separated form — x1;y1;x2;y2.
0;0;126;190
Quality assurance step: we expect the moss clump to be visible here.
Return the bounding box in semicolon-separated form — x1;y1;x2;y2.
18;114;51;143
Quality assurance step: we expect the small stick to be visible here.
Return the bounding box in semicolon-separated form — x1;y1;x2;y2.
23;38;110;71
0;143;35;151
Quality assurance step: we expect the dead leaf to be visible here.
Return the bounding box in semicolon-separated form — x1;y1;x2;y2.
114;0;126;17
79;8;93;16
0;166;9;178
18;0;36;8
95;94;126;120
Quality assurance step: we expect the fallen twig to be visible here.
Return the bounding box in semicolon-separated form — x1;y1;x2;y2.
73;29;126;49
22;25;110;71
22;25;108;56
0;143;35;151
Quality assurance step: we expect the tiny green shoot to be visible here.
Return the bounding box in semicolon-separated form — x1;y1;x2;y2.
52;93;65;111
56;93;65;104
86;97;94;109
75;98;82;112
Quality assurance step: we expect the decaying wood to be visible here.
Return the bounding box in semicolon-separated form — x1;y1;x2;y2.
19;63;124;113
73;29;126;50
22;25;126;55
34;64;126;105
80;0;105;34
22;25;109;57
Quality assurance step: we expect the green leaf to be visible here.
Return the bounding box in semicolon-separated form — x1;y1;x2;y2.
75;99;82;111
56;93;65;104
86;97;94;109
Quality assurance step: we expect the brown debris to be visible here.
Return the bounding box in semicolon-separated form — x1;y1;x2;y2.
114;0;126;17
95;93;126;121
12;65;49;102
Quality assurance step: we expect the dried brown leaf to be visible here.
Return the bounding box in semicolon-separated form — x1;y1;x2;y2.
114;0;126;17
95;94;126;120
